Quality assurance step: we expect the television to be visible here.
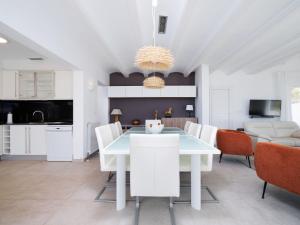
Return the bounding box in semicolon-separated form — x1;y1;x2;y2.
249;100;281;118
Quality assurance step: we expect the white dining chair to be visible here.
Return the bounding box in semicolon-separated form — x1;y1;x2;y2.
187;122;202;138
184;121;192;133
115;121;123;135
200;125;218;171
95;124;116;172
130;134;180;225
145;119;162;133
109;123;120;140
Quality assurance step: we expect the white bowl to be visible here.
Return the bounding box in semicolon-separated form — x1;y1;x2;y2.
148;124;164;134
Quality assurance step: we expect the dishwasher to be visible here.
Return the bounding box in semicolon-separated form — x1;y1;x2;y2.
46;126;73;161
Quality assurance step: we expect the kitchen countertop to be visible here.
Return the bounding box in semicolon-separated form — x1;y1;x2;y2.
0;122;73;126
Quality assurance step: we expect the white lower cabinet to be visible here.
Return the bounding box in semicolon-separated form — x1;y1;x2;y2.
10;125;47;155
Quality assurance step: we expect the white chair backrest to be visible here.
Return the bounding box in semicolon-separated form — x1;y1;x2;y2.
145;119;162;133
95;125;114;171
184;121;192;133
200;125;218;146
130;134;180;197
115;121;123;135
110;123;120;139
187;123;202;138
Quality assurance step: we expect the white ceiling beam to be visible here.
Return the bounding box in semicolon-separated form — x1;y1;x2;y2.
245;49;300;74
183;0;243;75
212;0;300;71
224;34;300;74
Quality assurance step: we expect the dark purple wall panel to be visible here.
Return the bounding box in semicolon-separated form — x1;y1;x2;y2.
110;72;195;86
109;72;196;124
110;98;195;124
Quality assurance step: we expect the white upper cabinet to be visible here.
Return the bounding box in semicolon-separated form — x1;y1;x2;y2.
0;70;73;100
18;71;36;99
108;86;126;97
1;71;18;100
54;71;73;99
125;86;142;97
160;86;178;97
142;87;161;97
178;86;197;97
18;71;55;99
107;85;197;98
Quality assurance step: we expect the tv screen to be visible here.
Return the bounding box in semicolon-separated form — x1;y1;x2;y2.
249;100;281;117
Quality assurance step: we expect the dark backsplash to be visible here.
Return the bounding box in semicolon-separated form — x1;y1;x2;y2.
0;100;73;124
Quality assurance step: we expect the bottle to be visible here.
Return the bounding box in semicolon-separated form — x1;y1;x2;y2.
7;112;13;124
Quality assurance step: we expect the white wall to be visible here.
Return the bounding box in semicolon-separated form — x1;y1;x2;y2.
209;56;300;129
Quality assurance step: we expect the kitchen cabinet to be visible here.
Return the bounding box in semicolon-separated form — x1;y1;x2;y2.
18;71;55;99
54;71;73;99
107;85;197;98
0;126;2;156
1;70;73;100
10;125;47;155
1;71;18;99
10;126;26;155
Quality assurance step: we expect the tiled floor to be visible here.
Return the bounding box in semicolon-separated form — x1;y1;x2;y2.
0;156;299;225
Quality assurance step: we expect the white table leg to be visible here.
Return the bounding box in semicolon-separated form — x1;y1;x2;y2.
116;155;126;210
191;155;201;210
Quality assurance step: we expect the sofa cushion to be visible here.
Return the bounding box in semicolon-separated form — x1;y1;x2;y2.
272;121;299;138
244;122;276;137
291;130;300;138
271;137;298;147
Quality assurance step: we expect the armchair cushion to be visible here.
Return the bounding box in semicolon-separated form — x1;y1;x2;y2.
291;130;300;138
255;142;300;195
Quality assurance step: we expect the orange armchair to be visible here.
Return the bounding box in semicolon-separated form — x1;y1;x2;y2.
216;129;254;168
255;142;300;198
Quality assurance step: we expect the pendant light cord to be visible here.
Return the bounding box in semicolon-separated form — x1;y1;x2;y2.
152;3;156;47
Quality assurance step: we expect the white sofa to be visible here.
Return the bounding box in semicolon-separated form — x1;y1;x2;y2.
244;121;300;147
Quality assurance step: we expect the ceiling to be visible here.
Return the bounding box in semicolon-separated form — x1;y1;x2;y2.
72;0;300;76
0;33;74;70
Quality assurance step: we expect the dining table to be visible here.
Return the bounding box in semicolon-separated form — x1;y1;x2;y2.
103;126;220;211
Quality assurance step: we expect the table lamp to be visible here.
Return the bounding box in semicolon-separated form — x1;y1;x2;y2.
186;105;193;117
111;109;122;122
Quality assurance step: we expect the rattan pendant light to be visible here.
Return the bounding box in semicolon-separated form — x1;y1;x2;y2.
135;0;174;88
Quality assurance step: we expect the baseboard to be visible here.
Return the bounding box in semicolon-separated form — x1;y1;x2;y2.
1;154;47;160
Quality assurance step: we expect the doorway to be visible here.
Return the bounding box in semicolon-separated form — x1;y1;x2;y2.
291;87;300;125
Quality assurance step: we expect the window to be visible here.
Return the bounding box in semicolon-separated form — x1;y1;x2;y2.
291;87;300;125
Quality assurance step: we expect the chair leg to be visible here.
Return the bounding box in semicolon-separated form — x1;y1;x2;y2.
247;156;251;168
169;197;176;225
107;171;114;182
262;182;267;199
219;153;223;163
134;197;140;225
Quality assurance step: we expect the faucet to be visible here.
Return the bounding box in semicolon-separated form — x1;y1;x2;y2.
32;110;44;123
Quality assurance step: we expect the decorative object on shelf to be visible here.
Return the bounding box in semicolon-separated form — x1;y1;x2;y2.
153;109;159;120
135;0;174;89
131;119;141;125
111;108;122;122
186;105;194;117
164;107;173;118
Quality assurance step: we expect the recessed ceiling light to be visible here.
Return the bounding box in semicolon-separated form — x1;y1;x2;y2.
0;37;8;44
